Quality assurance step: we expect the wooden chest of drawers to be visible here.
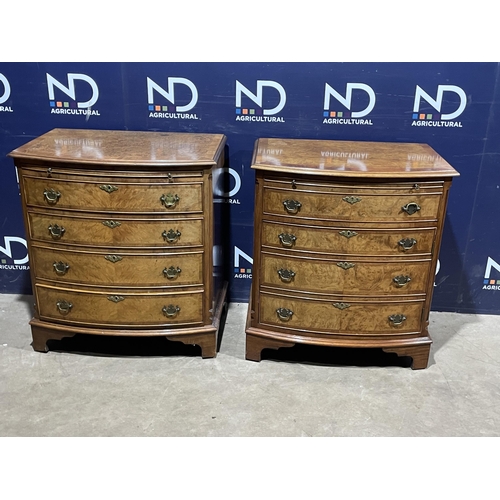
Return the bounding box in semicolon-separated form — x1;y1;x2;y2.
9;128;227;358
245;138;459;369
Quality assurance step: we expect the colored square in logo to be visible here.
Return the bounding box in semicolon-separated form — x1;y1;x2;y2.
412;113;418;119
256;109;263;115
64;102;69;108
338;112;343;117
155;105;161;111
148;105;154;111
162;106;168;111
344;112;350;118
426;114;433;120
330;111;336;117
56;101;63;107
240;268;245;273
484;279;489;284
71;101;77;108
50;101;55;107
250;109;255;115
242;109;248;115
1;259;6;264
323;111;329;117
235;108;241;114
419;113;426;119
247;269;251;273
490;280;496;285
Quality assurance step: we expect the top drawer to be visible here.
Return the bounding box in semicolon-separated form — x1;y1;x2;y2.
21;171;204;214
262;178;443;223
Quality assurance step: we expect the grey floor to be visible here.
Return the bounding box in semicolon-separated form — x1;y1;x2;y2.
1;293;500;437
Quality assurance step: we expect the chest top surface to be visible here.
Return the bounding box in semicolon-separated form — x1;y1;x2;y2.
9;128;226;167
252;138;459;179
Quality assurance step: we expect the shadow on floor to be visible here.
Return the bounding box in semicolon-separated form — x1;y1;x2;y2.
47;335;203;358
261;344;413;369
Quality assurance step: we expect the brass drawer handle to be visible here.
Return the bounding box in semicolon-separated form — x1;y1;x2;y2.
48;224;65;240
276;307;293;321
53;261;69;275
333;302;350;310
160;193;180;208
103;220;121;229
99;184;118;193
389;314;407;326
398;238;417;251
162;229;181;243
393;275;411;287
402;202;421;215
337;262;355;270
283;199;302;214
278;233;297;247
343;196;361;205
105;255;123;263
43;188;61;204
339;230;358;239
277;268;295;283
107;295;125;303
163;266;182;280
56;300;73;314
163;304;180;318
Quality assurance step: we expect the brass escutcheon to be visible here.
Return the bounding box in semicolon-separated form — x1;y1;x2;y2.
283;199;302;214
402;202;421;215
278;233;297;247
339;230;358;239
398;238;417;251
393;275;411;287
276;308;293;321
333;302;350;310
277;268;295;283
163;304;180;318
160;193;180;208
342;196;361;205
56;300;72;314
163;266;182;279
105;255;123;263
102;220;121;229
162;229;181;243
389;314;407;326
43;188;61;204
99;184;118;193
337;262;355;270
48;224;65;240
53;261;69;275
107;295;125;303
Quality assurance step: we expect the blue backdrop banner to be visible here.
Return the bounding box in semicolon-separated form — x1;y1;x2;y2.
1;62;499;314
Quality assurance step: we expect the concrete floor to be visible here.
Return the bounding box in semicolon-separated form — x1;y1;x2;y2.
1;293;500;437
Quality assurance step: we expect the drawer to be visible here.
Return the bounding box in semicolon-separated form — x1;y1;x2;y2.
28;212;204;248
262;186;441;222
31;245;203;287
261;253;431;295
259;292;424;335
22;175;203;213
261;221;436;256
35;285;204;327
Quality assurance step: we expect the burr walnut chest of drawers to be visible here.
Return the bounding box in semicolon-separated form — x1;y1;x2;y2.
9;128;227;358
246;138;459;369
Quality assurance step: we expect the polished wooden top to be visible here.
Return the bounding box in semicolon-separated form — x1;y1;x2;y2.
252;138;459;178
9;128;227;167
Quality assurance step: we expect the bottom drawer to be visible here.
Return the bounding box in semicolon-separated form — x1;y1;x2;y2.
259;291;423;336
35;285;204;328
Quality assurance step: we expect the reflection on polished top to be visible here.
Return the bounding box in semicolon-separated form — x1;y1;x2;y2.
252;138;459;178
9;128;227;166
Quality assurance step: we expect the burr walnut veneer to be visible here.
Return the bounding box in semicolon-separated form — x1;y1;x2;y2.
246;138;459;369
10;128;227;357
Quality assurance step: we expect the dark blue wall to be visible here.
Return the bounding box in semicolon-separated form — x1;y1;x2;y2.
1;62;499;314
